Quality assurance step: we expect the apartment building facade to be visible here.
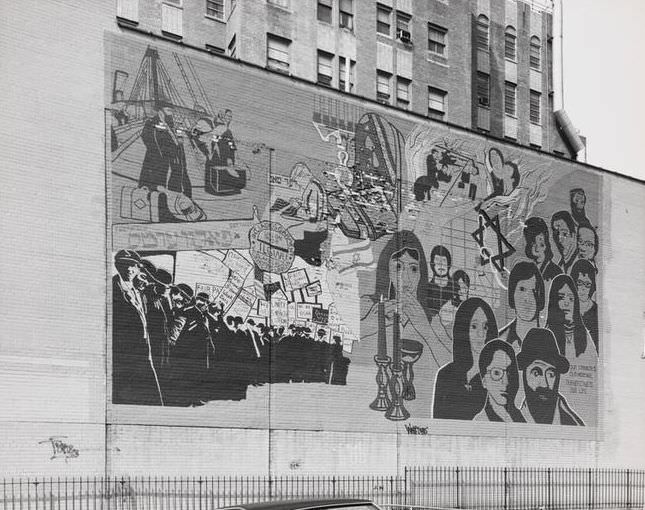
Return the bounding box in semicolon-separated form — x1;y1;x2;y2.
116;0;579;157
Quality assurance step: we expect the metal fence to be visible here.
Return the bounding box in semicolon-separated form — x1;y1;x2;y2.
1;468;643;510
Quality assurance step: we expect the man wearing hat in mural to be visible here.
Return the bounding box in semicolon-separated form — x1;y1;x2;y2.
517;328;584;426
138;100;192;198
112;250;165;406
166;290;217;406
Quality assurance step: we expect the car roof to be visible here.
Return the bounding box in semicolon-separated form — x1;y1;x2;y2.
220;498;376;510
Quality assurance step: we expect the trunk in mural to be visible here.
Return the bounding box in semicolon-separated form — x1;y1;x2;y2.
107;34;600;431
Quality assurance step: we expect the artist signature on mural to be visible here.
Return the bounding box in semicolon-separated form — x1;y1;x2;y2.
39;436;79;462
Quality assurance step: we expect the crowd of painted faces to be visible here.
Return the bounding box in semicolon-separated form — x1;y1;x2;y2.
424;188;598;425
112;251;350;407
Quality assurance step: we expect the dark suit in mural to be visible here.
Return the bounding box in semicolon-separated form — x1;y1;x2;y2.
570;259;599;353
139;105;192;198
427;245;455;317
433;298;499;420
112;250;164;406
517;328;584;426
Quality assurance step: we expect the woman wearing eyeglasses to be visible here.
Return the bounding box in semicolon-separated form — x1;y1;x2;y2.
474;339;525;422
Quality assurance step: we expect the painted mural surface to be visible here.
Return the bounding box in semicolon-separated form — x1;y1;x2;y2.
107;35;601;431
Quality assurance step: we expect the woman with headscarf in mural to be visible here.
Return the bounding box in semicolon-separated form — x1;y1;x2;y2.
473;339;525;423
432;297;499;420
361;231;450;378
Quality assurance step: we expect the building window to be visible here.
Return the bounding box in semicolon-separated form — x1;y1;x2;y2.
396;77;411;109
504;81;517;116
476;14;489;51
266;34;290;73
339;0;354;30
205;0;224;20
476;72;490;107
317;0;332;24
162;1;183;36
117;0;139;23
505;26;516;61
376;71;391;104
396;11;412;43
530;90;541;124
339;57;355;92
428;86;447;118
530;36;541;70
268;0;289;7
317;50;334;87
376;4;392;36
227;34;236;58
427;23;447;56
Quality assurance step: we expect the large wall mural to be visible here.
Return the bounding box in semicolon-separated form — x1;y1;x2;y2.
107;34;601;431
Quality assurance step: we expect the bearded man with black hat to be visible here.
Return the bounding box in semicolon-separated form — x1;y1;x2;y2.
517;328;584;426
112;250;165;406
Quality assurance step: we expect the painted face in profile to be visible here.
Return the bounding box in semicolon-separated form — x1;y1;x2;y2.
483;350;512;406
557;284;575;325
469;307;489;360
577;227;596;260
531;233;547;264
514;275;537;322
389;251;420;297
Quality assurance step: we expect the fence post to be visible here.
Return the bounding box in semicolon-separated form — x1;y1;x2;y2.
456;467;461;510
504;467;508;510
332;477;336;499
548;468;552;510
626;470;631;508
403;467;408;508
588;469;592;510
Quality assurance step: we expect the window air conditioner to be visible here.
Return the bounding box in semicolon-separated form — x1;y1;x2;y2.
396;29;412;44
478;97;489;107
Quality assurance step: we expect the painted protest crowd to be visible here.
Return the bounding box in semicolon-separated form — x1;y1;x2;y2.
112;251;350;407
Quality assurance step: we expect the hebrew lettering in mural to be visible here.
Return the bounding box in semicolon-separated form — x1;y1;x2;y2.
107;34;602;431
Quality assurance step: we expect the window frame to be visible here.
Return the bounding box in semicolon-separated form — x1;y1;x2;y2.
428;86;447;118
396;77;411;109
476;71;490;107
317;0;332;24
530;36;542;71
504;81;517;117
266;33;291;74
205;0;224;21
427;22;447;56
504;25;517;61
376;70;392;104
376;4;392;36
317;50;334;87
476;14;489;51
339;0;354;30
339;56;355;92
530;89;542;125
396;11;412;41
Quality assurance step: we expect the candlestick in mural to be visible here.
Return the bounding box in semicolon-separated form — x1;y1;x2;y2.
370;295;392;411
385;310;409;421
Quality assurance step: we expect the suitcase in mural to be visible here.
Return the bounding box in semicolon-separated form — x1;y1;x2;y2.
120;186;153;222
